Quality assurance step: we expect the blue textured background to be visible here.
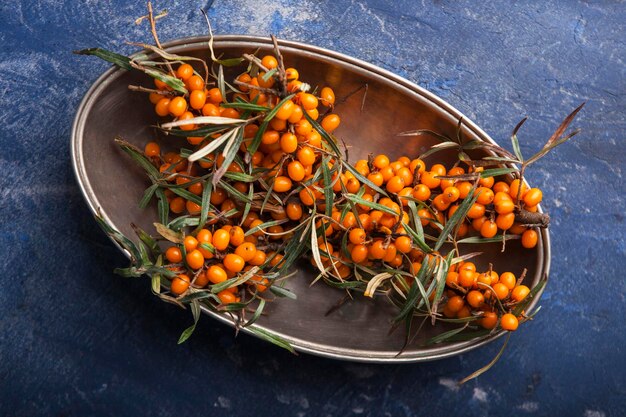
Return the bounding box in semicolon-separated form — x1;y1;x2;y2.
1;1;624;416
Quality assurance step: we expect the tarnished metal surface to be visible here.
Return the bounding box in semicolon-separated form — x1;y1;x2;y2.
71;36;549;362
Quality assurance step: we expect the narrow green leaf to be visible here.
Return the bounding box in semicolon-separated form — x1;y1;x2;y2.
459;333;511;385
74;48;132;70
139;183;158;209
434;184;478;251
247;327;296;354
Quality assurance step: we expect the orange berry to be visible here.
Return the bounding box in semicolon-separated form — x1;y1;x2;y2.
223;253;245;273
523;188;543;207
168;96;188;117
212;229;230;251
511;285;531;302
165;246;182;263
273;176;293;193
186;249;205;270
521;229;538;248
500;313;519;331
480;311;498;330
320;87;335;106
466;290;485;308
261;55;278;69
321;114;340;132
171;274;190;295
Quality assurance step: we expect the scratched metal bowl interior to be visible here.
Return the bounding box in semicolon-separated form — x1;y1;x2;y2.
72;36;549;362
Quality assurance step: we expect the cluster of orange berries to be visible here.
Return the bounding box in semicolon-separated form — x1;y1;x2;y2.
139;53;542;330
443;262;530;331
162;224;285;304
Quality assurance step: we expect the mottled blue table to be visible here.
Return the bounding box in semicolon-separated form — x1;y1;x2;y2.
1;1;624;416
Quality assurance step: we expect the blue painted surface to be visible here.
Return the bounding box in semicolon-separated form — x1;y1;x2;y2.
1;1;624;416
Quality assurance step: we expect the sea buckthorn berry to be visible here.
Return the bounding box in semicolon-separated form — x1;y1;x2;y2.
202;102;220;117
494;198;515;215
236;73;252;91
499;272;516;290
420;171;441;189
320;87;335;107
299;187;316;206
447;296;465;313
386;176;405;193
472;216;487;232
189;89;207;110
412;184;431;202
409;159;426;174
273;176;293;193
171;274;190;295
235;243;257;262
500;313;519;331
186;75;204;91
248;250;267;266
261;55;278;69
475;187;495;205
169;197;185;213
442;186;460;203
349;228;366;245
467;203;486;219
457;181;473;199
496;213;515;230
458;269;476;288
178;111;196;131
367;172;384;187
168;96;187;117
509;179;528;200
262;130;280;145
285;67;299;81
212;229;230;251
196;229;212;245
321;114;341;132
224;253;245;273
368;240;387;260
154;78;169;90
280;132;298;153
184;236;198;252
207;265;228;284
457;306;472;319
480;219;498;238
480;312;498;330
466;290;485;308
186;249;205;270
220;107;240;119
207;87;223;103
155;98;171;116
523;188;543;207
521;229;539;248
149;92;163;104
493;181;510;194
428;164;444;176
350;244;368;263
193;271;210;288
229;226;245;246
446;271;459;286
491;283;510;300
300;93;319;110
379;166;394;182
286;202;303;221
165;246;182;263
257;72;275;88
144;141;160;157
186;200;201;215
417;208;433;227
479;175;494;188
287;160;305;181
395;236;412;253
217;290;237;304
511;285;531;302
275;99;295;120
433;194;451;211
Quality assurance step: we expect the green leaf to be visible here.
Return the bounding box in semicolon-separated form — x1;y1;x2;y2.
342;160;388;196
247;327;296;354
321;156;334;217
426;324;469;345
270;286;297;299
74;48;132;70
457;235;519;244
433;184;478;251
155;188;169;225
212;128;245;187
198;179;213;231
243;299;266;327
115;138;160;182
247;94;295;155
302;110;342;157
459;333;511;385
143;68;188;94
177;324;196;344
139;183;158;209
